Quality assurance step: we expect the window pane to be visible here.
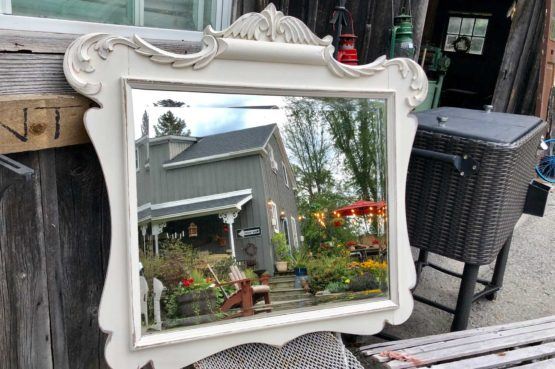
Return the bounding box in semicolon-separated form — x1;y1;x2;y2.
12;0;133;25
444;34;458;52
144;0;215;30
469;37;485;55
473;18;489;37
447;17;462;34
460;17;475;35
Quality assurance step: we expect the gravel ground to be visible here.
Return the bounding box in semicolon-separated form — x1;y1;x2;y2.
359;190;555;343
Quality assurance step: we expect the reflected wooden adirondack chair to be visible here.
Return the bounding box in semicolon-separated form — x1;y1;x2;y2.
207;264;271;317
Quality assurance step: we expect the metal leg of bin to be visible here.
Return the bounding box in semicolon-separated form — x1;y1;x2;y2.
451;263;480;331
414;249;429;289
485;233;513;301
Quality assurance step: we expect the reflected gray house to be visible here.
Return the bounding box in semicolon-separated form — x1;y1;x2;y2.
136;124;300;273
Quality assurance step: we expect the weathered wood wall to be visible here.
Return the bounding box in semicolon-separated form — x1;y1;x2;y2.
0;30;200;369
492;0;546;115
233;0;429;64
0;146;111;369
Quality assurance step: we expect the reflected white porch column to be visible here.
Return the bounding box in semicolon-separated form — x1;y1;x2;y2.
219;212;238;259
151;222;166;256
140;225;148;254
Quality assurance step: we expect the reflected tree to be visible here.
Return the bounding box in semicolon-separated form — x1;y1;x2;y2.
154;99;186;107
324;99;386;202
284;98;334;199
141;110;149;137
154;111;191;137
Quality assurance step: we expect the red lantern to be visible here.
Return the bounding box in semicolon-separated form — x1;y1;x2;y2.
337;34;359;65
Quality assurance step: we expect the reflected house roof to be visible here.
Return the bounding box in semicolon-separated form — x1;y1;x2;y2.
138;189;253;224
165;124;277;166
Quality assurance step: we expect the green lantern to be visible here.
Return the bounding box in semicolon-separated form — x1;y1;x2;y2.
389;1;415;59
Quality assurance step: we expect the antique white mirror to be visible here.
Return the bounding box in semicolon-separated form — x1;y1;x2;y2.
64;4;426;368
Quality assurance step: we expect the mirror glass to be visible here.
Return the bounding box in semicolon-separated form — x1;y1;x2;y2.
132;90;389;334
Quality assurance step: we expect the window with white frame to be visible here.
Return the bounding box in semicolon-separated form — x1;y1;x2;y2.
444;16;489;55
4;0;232;32
282;161;289;187
268;146;278;172
267;201;279;234
135;148;140;171
290;216;299;249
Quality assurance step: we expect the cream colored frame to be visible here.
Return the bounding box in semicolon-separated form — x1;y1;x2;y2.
63;4;427;368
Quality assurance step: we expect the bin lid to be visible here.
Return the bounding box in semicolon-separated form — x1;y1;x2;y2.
414;107;543;144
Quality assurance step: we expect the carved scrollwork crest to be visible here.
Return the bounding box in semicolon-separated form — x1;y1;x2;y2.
64;4;427;106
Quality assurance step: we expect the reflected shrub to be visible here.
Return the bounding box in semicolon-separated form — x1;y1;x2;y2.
140;239;198;287
306;255;351;294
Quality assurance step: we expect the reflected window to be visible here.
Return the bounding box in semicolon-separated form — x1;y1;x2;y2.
290;216;299;248
282;162;289;187
10;0;231;31
268;201;279;233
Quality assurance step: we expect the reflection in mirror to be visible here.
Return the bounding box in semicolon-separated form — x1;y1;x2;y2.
133;90;389;334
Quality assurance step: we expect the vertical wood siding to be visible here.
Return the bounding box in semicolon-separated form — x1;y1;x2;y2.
0;145;110;369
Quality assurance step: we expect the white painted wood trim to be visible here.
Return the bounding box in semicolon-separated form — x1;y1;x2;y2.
0;0;11;14
163;148;264;169
152;188;252;209
63;4;426;368
0;14;202;41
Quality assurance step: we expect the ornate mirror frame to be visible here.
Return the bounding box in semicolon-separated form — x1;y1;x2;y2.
63;4;427;368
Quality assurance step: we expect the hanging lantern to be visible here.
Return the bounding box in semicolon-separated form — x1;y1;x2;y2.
337;34;359;65
188;222;198;238
330;0;359;65
389;0;415;59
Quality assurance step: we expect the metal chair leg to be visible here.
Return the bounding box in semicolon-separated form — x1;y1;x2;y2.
451;263;480;331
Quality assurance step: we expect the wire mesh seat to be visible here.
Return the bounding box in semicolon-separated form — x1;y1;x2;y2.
193;332;364;369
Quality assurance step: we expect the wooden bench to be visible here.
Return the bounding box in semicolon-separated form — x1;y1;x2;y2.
359;316;555;368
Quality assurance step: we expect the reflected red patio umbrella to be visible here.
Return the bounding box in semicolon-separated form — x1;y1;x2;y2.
334;200;386;217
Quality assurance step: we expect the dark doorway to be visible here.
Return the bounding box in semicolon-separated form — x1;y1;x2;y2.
423;0;514;109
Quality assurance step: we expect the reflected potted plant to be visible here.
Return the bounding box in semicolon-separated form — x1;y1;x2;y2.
272;232;290;273
291;247;310;288
173;270;219;318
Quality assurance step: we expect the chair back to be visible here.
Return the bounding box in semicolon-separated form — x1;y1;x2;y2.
229;265;247;291
206;263;229;299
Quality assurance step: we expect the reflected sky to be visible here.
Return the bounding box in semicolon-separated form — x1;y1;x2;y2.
132;90;288;138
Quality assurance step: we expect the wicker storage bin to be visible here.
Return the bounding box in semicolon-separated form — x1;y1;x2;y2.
407;107;546;265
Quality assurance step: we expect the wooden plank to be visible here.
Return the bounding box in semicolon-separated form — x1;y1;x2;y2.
39;149;70;369
53;145;111;369
0;151;54;369
306;0;319;32
513;358;555;368
361;316;555;356
375;321;555;362
0;53;75;95
492;0;545;114
0;29;201;54
0;94;92;154
411;0;430;61
430;342;555;369
385;329;555;369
